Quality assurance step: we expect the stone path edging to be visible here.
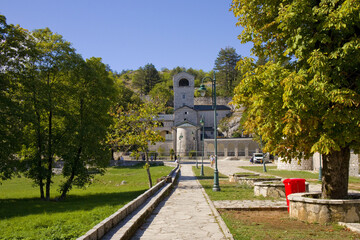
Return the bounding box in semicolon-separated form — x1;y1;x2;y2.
196;179;234;240
77;164;180;240
339;222;360;234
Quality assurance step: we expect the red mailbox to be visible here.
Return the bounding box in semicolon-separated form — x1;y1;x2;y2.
283;178;306;211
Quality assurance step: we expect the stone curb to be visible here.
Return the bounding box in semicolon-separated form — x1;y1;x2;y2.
77;164;180;240
217;207;288;211
338;222;360;234
196;179;235;240
287;192;360;204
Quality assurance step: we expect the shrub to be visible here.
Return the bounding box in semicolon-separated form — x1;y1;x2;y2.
189;150;196;159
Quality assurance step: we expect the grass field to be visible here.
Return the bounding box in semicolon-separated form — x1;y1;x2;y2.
192;166;270;201
0;164;173;240
240;166;320;181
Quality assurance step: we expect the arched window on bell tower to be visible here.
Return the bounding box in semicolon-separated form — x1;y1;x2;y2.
179;78;189;87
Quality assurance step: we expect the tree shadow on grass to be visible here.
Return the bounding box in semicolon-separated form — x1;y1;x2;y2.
113;162;164;169
0;189;145;220
196;176;214;180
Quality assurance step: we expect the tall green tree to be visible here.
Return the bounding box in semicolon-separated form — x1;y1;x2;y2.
214;47;241;96
57;57;116;200
132;63;161;95
231;0;360;199
107;101;165;188
20;28;77;200
0;15;35;180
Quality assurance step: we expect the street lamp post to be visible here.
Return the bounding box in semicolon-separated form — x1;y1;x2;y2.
200;117;205;176
179;133;183;160
193;131;198;168
198;72;220;191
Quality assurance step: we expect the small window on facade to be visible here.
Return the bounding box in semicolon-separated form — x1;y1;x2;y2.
184;118;187;121
182;94;186;99
185;112;188;115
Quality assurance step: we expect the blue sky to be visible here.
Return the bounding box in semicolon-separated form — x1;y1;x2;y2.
1;0;253;72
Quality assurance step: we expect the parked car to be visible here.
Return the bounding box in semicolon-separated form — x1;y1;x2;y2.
252;153;264;163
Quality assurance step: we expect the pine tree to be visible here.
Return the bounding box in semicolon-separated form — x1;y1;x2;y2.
214;47;241;96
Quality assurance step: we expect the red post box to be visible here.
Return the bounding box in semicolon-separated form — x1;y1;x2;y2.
283;178;306;211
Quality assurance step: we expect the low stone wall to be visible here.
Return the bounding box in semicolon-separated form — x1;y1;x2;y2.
254;181;310;198
288;192;360;223
254;181;286;198
228;173;260;183
238;177;282;187
277;157;313;171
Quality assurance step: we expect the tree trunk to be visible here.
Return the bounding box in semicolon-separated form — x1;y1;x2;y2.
35;109;45;199
59;146;82;200
59;172;74;201
321;146;350;199
59;99;84;200
45;108;53;200
46;74;53;200
145;151;153;188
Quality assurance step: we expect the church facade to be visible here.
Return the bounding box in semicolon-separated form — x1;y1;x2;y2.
149;72;260;159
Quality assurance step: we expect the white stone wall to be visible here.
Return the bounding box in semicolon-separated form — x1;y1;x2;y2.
174;107;197;126
197;110;230;138
204;138;259;158
148;141;173;155
176;125;197;156
306;152;358;177
349;151;359;177
277;157;313;170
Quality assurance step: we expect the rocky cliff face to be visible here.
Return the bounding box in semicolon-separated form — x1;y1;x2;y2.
218;111;244;137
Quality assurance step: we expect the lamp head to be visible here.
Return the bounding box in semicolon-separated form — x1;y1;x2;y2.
198;84;207;97
200;118;204;126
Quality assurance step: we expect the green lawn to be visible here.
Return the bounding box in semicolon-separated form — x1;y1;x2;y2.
0;164;173;240
192;166;271;201
240;166;321;181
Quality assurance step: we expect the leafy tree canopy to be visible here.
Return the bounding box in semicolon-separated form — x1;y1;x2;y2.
0;15;35;180
107;101;165;187
231;0;360;199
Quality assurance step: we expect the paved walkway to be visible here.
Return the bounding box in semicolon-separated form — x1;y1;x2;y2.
131;163;229;240
129;159;360;238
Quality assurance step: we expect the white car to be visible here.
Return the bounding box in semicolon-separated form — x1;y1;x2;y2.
252;153;263;163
